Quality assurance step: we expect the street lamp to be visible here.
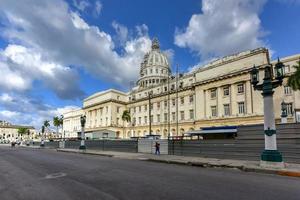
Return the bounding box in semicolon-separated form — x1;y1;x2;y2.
250;59;285;168
40;125;45;147
79;115;86;150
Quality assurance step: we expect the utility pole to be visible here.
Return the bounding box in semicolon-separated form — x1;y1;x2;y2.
149;91;152;136
167;68;171;138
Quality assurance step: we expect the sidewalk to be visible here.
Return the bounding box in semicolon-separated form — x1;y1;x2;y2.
57;148;300;178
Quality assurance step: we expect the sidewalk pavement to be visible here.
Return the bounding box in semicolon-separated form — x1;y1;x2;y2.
56;148;300;178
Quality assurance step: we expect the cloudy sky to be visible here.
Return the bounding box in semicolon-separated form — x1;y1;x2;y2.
0;0;299;128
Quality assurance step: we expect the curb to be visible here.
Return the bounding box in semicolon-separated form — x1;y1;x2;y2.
277;171;300;177
57;149;113;157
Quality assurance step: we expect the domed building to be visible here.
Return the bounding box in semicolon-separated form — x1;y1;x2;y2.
137;38;170;89
63;37;300;140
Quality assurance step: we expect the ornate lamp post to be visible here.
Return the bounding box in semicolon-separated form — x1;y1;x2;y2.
281;101;288;123
40;125;45;147
250;58;285;167
79;115;86;150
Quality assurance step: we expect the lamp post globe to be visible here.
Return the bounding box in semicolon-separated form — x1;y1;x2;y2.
79;115;86;150
274;58;284;80
250;65;259;86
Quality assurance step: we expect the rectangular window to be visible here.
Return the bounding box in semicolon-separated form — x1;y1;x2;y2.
116;118;119;125
180;111;185;120
139;117;141;125
150;115;153;123
144;116;147;124
172;99;176;106
117;106;120;113
284;86;292;95
189;95;194;103
157;114;160;123
164;113;168;122
133;117;136;125
238;102;245;114
179;82;183;88
211;106;217;117
189;110;194;120
157;102;160;109
180;97;184;105
223;87;230;96
237;84;244;94
150;103;153;110
139;106;141;112
144;105;147;111
164;86;168;92
286;103;293;115
164;100;168;108
171;84;175;90
172;112;176;121
224;104;230;116
211;89;217;99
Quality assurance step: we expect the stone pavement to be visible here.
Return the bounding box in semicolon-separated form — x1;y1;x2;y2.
56;148;300;178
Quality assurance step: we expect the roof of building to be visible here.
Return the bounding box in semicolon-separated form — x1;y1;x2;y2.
84;89;128;102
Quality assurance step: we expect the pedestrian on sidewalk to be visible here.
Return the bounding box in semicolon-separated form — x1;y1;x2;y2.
155;141;160;155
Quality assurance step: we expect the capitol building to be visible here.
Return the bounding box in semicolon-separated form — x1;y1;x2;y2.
62;38;300;139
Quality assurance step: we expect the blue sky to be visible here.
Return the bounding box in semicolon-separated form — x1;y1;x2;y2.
0;0;299;128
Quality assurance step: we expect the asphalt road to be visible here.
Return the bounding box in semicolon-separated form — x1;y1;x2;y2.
0;146;300;200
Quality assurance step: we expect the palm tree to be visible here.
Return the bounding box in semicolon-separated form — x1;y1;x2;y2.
53;116;60;134
287;59;300;90
43;120;50;138
121;110;131;138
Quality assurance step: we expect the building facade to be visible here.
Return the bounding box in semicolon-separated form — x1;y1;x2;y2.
63;38;300;139
0;120;35;143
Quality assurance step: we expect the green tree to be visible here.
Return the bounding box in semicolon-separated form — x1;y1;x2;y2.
17;127;28;140
121;110;131;137
43;120;50;128
287;59;300;90
53;116;63;135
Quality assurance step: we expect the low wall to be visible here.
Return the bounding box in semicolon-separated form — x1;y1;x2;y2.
138;139;168;154
65;140;138;153
168;123;300;164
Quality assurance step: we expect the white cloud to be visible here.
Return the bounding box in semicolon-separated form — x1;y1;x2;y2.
0;92;79;128
0;0;152;90
0;44;84;99
0;110;20;118
112;21;129;46
94;1;103;16
73;0;90;12
174;0;268;60
0;93;13;102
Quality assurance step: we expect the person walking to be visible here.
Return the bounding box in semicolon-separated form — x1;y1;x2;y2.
155;141;160;155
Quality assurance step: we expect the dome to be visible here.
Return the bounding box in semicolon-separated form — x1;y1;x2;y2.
142;38;169;69
137;38;171;89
